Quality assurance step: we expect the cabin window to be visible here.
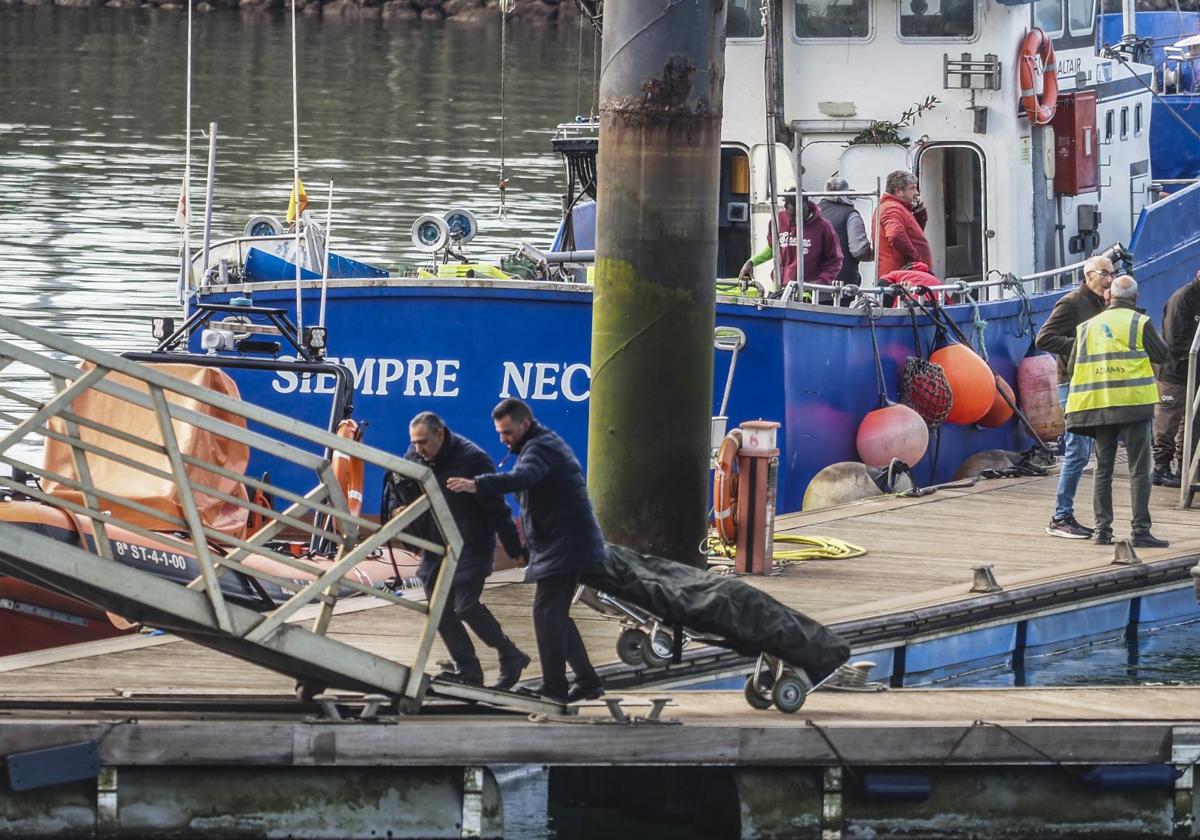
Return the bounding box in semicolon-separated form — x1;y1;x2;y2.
1104;109;1114;142
1134;102;1144;136
795;0;871;38
1067;0;1095;34
728;0;765;38
898;0;976;39
1120;106;1129;140
717;146;753;278
1034;0;1064;35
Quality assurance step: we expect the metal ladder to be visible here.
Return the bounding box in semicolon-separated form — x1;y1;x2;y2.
0;312;558;715
1181;326;1200;510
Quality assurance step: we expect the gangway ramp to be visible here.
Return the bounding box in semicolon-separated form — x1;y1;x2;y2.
0;313;561;715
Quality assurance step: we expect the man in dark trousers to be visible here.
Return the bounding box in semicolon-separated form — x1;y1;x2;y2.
392;411;530;690
1064;275;1170;547
1152;270;1200;487
1035;254;1113;538
447;398;605;704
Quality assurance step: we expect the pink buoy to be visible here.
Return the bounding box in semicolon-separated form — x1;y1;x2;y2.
856;402;929;468
929;343;995;425
978;375;1016;428
1017;353;1064;441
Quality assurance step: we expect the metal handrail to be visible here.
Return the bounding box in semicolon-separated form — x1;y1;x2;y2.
0;312;463;709
1179;326;1200;509
798;254;1093;307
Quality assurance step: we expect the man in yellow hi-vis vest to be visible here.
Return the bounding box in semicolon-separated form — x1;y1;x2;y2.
1065;275;1170;548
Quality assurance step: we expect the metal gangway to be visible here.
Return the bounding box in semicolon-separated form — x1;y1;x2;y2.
1180;326;1200;509
0;313;559;716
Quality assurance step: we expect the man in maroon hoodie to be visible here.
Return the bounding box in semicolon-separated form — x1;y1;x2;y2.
873;170;933;277
738;190;843;295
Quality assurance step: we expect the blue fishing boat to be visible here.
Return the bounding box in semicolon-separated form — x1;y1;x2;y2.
1099;10;1200;183
180;0;1200;516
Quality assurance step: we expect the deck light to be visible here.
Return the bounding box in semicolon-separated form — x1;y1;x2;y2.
151;317;175;342
303;325;328;358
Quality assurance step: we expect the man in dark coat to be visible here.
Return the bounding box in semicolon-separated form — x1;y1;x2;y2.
1152;270;1200;487
1034;255;1113;539
391;411;529;689
447;398;605;704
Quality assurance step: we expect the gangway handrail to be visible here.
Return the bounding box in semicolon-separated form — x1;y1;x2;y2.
1179;326;1200;508
0;312;559;713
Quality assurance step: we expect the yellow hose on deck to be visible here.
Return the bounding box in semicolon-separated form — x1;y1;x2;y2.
705;531;866;563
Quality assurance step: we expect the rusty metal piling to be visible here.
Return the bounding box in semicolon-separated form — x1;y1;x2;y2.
587;1;726;567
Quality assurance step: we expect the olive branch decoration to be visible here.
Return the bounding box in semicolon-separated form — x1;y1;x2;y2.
847;96;941;147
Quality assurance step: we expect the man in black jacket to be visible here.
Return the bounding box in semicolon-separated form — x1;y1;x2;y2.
395;412;529;689
447;398;605;705
1035;255;1113;538
1152;270;1200;487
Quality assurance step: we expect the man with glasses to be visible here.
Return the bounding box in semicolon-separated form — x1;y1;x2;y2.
1035;255;1114;538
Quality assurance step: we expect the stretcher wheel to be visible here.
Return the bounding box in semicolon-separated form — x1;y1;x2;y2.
294;680;326;703
743;676;773;710
772;675;807;714
617;628;648;666
640;630;674;667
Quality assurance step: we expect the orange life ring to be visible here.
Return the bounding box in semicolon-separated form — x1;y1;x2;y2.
332;418;365;518
1018;28;1058;125
713;430;742;545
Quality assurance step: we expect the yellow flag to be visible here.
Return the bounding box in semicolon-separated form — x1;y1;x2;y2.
286;178;308;224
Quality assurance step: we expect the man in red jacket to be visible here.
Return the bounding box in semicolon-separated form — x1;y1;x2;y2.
874;170;932;276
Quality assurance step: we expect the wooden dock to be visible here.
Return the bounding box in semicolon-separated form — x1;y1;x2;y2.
2;469;1200;838
0;468;1197;696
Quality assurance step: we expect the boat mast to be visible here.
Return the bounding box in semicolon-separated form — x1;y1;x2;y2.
588;0;726;568
289;0;303;335
176;0;193;317
1122;0;1136;38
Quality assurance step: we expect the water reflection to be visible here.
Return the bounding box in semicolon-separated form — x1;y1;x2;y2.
0;6;591;353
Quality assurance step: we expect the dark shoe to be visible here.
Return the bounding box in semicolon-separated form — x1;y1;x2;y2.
517;684;568;703
566;681;605;704
490;651;532;692
1131;532;1170;549
1046;515;1093;539
1153;467;1182;488
436;668;483;686
1094;529;1114;545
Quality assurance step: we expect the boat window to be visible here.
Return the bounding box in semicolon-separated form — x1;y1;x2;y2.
1104;109;1114;142
1134;103;1144;136
1034;0;1064;35
898;0;976;39
1067;0;1095;35
728;0;765;38
795;0;871;39
1120;106;1129;140
718;146;753;278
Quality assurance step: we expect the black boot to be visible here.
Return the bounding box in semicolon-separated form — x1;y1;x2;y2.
490;650;531;692
1131;531;1170;548
1153;465;1182;488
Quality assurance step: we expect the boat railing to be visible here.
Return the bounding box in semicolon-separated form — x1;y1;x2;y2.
784;256;1092;308
0;313;506;712
1180;325;1200;509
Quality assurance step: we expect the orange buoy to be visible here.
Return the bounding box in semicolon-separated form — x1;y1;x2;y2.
1017;352;1065;441
856;403;929;467
929;343;995;425
978;375;1016;428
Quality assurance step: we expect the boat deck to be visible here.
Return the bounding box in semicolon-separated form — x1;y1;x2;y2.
0;466;1197;697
